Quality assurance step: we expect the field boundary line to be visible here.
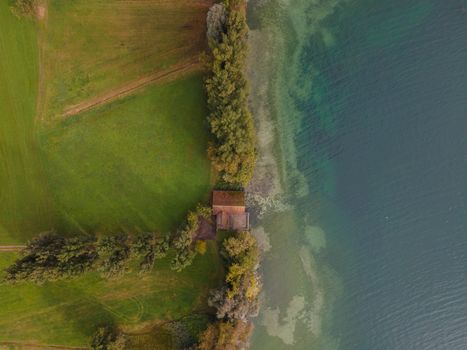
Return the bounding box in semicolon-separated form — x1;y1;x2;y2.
0;245;26;252
62;59;203;119
36;0;48;123
0;341;86;350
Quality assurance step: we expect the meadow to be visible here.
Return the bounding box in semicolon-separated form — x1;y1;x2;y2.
40;0;210;122
0;241;222;347
1;0;213;240
0;0;54;244
0;0;217;348
40;74;211;235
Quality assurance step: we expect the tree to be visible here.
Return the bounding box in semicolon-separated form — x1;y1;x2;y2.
171;205;211;272
223;231;257;261
222;232;259;298
90;326;127;350
3;232;97;284
132;233;169;274
96;234;131;279
208;231;261;322
198;320;253;350
171;247;196;272
153;236;170;258
207;4;226;43
208;281;259;322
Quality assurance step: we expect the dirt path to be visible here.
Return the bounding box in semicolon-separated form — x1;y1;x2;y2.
0;341;86;350
62;59;202;119
36;0;48;123
0;245;26;252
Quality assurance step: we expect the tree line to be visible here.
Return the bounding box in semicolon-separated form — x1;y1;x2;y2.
2;205;212;284
195;1;262;348
196;230;261;350
3;231;168;284
205;0;256;188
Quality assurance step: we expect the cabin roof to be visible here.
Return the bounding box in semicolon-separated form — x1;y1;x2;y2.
212;190;245;207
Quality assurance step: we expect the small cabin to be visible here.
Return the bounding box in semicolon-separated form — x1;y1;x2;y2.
212;190;250;231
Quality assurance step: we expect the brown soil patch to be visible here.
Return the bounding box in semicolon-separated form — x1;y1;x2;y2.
36;0;48;21
194;216;216;241
36;6;46;20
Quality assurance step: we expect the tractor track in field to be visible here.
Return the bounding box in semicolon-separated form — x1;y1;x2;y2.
0;341;86;350
36;0;49;123
62;59;202;119
0;245;26;252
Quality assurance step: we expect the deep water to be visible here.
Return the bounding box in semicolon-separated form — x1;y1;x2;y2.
248;0;467;349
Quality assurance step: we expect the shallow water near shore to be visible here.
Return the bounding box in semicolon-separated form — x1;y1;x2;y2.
247;0;467;349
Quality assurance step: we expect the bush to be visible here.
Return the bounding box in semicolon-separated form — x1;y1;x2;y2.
198;320;253;350
96;234;131;279
222;232;259;299
208;231;261;322
171;247;196;272
10;0;36;18
196;241;208;255
90;326;127;350
132;233;169;274
171;205;212;271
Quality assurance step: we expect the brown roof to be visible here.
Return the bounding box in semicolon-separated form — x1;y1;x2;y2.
212;191;245;207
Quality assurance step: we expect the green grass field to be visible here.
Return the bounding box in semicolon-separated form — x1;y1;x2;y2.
0;242;222;347
40;74;211;234
0;0;217;347
0;0;56;244
0;0;212;241
41;0;210;121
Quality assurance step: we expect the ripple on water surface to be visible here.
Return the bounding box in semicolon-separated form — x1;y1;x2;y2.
248;0;467;349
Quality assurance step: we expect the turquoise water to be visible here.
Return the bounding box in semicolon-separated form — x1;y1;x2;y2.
248;0;467;349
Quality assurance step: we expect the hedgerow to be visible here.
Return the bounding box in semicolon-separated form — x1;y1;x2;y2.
205;1;256;187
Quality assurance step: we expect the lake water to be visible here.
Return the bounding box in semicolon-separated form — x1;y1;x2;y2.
247;0;467;349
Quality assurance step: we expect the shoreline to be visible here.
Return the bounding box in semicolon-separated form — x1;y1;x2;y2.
245;1;342;348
